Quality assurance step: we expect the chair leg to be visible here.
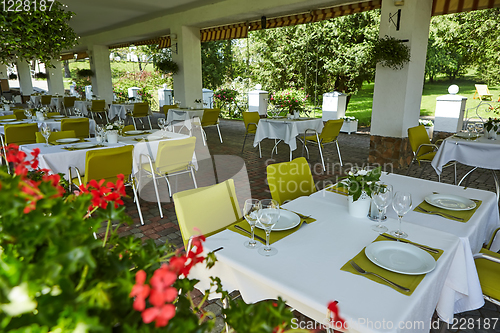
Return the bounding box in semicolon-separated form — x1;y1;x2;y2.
163;175;173;197
419;163;427;179
241;133;248;153
201;128;207;146
132;118;137;130
131;179;144;225
335;141;343;166
317;134;325;172
216;124;223;143
190;168;198;189
406;160;416;176
147;116;153;130
151;172;163;218
258;142;262;158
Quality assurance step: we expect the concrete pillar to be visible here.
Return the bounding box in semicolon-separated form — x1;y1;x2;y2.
172;25;203;108
46;59;65;95
369;0;433;168
88;45;113;104
0;63;8;79
16;59;33;95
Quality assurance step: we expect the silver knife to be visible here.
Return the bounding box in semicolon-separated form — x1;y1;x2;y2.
234;225;267;243
380;234;439;254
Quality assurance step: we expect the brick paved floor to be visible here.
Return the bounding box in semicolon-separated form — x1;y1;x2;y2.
101;119;499;333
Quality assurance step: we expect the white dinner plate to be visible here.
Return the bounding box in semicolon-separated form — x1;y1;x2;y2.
365;241;436;275
454;132;479;139
56;138;80;143
1;118;17;122
424;193;476;211
50;115;65;119
71;143;97;149
256;209;300;231
1;121;23;125
125;130;144;135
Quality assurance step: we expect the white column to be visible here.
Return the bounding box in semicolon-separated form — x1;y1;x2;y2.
16;59;33;95
371;0;433;138
172;25;203;108
46;59;65;95
88;45;113;104
0;63;8;79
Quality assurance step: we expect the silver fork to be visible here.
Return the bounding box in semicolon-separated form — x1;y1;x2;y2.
415;206;464;221
350;261;410;292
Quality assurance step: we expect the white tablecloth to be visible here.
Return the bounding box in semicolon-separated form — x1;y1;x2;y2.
253;118;323;151
74;101;92;116
109;104;134;120
432;135;500;174
0;110;14;116
190;173;499;332
50;97;64;110
30;95;41;107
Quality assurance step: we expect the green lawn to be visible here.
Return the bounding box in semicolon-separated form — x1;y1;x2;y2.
345;77;499;126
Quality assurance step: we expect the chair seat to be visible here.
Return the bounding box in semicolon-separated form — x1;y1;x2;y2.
141;162;190;175
416;151;436;162
476;248;500;301
304;135;335;144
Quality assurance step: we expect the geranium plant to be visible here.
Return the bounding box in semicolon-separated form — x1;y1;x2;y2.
214;88;238;104
270;88;309;115
338;166;382;201
485;117;500;133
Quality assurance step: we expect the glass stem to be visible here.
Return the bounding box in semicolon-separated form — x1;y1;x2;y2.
378;208;383;229
250;225;255;243
398;215;403;239
265;229;271;250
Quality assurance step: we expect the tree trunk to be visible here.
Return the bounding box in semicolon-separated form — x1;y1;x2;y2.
63;60;71;78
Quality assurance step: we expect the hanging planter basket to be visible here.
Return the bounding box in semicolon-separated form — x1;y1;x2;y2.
76;68;94;78
155;59;179;75
372;36;411;70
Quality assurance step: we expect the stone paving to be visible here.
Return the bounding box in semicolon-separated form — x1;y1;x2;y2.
98;119;499;333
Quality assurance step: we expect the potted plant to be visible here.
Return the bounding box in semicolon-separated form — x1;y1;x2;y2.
485;117;499;140
372;35;411;70
155;59;179;75
341;116;358;134
34;72;47;80
194;99;204;109
270;88;309;118
338;167;382;218
8;73;17;80
76;68;94;78
419;119;434;140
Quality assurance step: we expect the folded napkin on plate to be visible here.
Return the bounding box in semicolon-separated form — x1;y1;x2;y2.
226;213;316;245
325;184;348;196
283;209;316;224
123;131;151;137
414;199;481;222
133;137;167;142
340;234;443;296
62;144;104;151
49;139;88;146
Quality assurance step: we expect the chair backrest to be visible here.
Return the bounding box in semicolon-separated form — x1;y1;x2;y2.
201;108;221;126
0;115;16;120
122;125;135;133
132;103;149;117
46;112;61;118
154;137;196;174
407;125;433;156
475;84;491;95
242;112;260;134
84;145;134;184
320;119;344;143
267;157;316;205
61;118;90;138
4;123;38;145
91;99;106;111
63;96;76;107
173;179;241;247
21;95;30;103
35;130;76;143
41;95;52;105
162;104;178;116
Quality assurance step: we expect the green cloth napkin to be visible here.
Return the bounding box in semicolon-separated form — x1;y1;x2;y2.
62;144;104;151
340;234;443;296
226;213;316;245
414;199;481;222
325;184;348;196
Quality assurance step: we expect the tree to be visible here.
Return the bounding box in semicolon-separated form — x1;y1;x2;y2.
0;2;78;65
249;10;380;104
201;40;239;90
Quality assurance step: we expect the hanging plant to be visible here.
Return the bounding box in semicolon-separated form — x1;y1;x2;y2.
76;68;94;78
155;59;179;75
0;2;78;65
34;72;48;79
8;73;17;80
372;36;411;70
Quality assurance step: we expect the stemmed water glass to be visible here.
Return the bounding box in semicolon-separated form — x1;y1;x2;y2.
371;183;393;233
158;118;166;136
41;124;52;147
243;199;262;249
391;192;412;239
24;109;32;122
257;199;280;256
475;122;484;134
174;100;181;109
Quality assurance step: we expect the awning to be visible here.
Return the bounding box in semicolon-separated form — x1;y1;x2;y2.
60;52;88;60
432;0;500;15
200;23;248;42
109;36;171;50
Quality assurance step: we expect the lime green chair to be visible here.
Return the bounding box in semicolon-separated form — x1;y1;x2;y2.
35;130;76;143
0;115;16;121
63;96;76;116
13;109;28;120
266;157;316;205
3;123;38;145
200;108;223;144
40;95;52;106
474;228;500;306
69;145;144;225
89;99;109;123
162;104;178;117
303;119;344;171
173;179;241;248
141;136;197;218
241;112;261;157
61;118;90;139
407;125;456;183
130;102;152;130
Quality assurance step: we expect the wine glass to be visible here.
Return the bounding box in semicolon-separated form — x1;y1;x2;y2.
24;109;32;122
41;124;52;147
371;183;393;233
158;118;166;134
243;199;262;249
175;100;182;109
116;118;125;135
257;199;280;257
391;192;412;239
475;122;484;134
467;122;476;138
